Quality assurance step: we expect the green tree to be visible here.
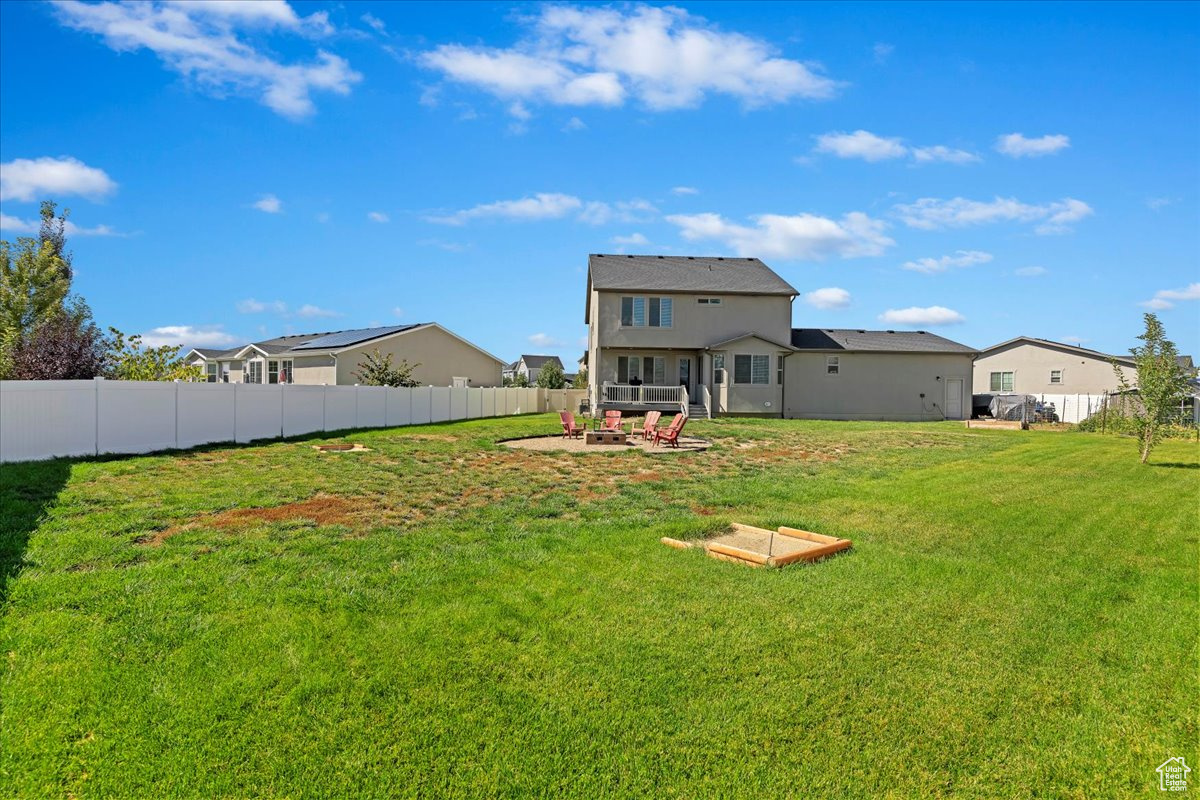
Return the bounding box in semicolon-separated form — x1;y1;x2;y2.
504;373;530;388
572;367;588;389
354;349;420;387
0;202;74;377
105;328;203;381
535;360;567;389
1112;313;1190;464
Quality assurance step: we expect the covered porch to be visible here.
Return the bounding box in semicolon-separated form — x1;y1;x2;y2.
591;348;711;418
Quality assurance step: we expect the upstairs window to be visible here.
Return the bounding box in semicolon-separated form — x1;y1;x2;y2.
621;296;672;327
826;356;840;376
697;297;722;306
990;371;1014;392
1049;369;1062;385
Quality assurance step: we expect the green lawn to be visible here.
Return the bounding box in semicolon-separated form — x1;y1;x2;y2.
2;416;1196;798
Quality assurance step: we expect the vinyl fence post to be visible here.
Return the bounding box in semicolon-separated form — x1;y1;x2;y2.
94;376;102;456
174;380;180;449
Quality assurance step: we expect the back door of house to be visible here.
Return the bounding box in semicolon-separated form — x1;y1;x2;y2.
679;358;692;398
945;378;963;419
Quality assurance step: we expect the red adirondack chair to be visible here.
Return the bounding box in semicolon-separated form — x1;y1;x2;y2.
602;410;624;432
560;410;584;439
653;414;687;447
636;410;662;440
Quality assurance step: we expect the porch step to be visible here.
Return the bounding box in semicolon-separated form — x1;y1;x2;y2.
687;404;710;419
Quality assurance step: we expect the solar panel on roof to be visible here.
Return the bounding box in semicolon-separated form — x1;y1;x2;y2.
289;324;419;351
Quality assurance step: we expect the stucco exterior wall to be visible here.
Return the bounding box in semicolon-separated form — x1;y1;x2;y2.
334;325;502;387
973;343;1135;394
291;355;336;385
710;338;786;415
785;352;973;421
592;290;792;350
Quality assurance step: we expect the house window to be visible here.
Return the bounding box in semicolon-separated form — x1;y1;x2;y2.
246;360;263;384
713;354;724;384
777;355;785;385
734;354;769;385
826;356;840;375
1050;369;1062;385
205;362;218;383
268;360;279;384
221;363;230;383
697;297;722;305
643;356;665;384
620;296;671;327
617;355;638;383
990;371;1014;392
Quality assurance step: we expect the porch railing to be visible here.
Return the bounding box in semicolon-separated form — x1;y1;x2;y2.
601;382;686;406
699;384;711;419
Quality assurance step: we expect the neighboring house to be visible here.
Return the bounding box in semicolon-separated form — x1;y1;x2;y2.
506;354;564;384
973;337;1140;395
583;253;976;420
186;323;504;387
787;329;976;421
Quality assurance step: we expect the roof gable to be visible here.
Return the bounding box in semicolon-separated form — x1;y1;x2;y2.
519;354;563;369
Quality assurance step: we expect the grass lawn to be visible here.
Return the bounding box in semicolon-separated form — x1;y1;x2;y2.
2;415;1196;798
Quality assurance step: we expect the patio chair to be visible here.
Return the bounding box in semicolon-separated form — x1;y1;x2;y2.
653;414;687;448
636;410;662;440
602;410;624;432
560;410;584;439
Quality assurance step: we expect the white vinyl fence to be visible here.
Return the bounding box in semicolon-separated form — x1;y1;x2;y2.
0;380;583;463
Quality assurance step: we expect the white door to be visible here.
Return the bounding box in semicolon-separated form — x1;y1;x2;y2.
945;378;963;419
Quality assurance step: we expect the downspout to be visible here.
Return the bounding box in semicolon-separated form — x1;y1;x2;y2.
782;294;796;419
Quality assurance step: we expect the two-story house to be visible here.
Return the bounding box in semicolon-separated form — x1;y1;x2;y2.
585;254;799;417
585;254;977;420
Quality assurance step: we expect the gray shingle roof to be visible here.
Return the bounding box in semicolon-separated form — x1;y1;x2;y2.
982;336;1136;365
288;324;423;351
588;254;798;295
520;355;563;369
791;328;977;354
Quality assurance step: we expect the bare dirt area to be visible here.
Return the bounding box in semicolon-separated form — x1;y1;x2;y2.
501;434;710;454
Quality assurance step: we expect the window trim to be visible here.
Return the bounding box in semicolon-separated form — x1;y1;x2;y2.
1049;369;1062;385
990;371;1014;392
826;355;840;376
205;362;218;383
713;353;724;385
733;353;770;385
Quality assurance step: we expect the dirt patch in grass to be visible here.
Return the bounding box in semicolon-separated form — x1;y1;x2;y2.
140;495;360;546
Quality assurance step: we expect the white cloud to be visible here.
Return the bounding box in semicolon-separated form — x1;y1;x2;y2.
0;212;121;237
51;0;360;120
892;195;1093;234
315;211;330;223
392;306;405;318
578;199;657;226
814;130;907;162
419;5;838;116
367;211;390;223
1146;197;1175;211
562;116;586;131
995;132;1070;158
671;186;699;195
139;325;238;349
878;306;965;326
236;298;287;314
295;304;340;318
253;194;282;213
814;130;978;165
873;42;894;64
804;287;851;309
666;210;893;260
508;100;533;121
0;156;118;202
612;232;649;246
417;238;471;253
901;249;993;275
528;332;564;348
427;193;583;225
1015;265;1047;277
1139;282;1200;310
361;12;386;34
910;145;980;164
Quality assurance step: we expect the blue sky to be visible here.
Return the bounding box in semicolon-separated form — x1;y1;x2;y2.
1;1;1197;361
